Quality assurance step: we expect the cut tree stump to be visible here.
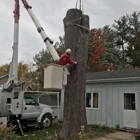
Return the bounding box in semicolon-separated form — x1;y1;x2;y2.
60;8;90;139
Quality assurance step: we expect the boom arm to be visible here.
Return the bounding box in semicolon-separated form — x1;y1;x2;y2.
21;0;60;61
13;0;19;84
3;0;19;90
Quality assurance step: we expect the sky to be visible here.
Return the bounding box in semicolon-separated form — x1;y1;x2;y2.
0;0;140;66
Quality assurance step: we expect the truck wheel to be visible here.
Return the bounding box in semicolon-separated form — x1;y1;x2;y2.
40;114;52;129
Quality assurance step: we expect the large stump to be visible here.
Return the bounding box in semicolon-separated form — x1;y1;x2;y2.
60;9;90;138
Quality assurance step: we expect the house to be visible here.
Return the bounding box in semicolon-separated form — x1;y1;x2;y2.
0;74;33;91
48;68;140;127
0;74;9;85
86;68;140;129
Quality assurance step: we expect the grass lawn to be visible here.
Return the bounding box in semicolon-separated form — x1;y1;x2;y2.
17;122;62;140
16;122;116;140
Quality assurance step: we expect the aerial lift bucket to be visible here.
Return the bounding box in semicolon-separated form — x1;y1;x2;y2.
44;63;67;90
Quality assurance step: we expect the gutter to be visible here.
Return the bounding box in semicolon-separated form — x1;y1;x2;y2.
86;77;140;84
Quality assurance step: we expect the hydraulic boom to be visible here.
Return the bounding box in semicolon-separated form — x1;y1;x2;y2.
21;0;60;61
3;0;20;90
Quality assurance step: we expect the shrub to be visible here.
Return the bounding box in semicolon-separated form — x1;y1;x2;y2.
115;124;120;129
78;126;88;140
0;125;17;140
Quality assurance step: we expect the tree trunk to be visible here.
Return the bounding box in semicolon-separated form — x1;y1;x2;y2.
60;9;89;139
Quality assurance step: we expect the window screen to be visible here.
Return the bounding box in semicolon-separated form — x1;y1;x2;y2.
124;93;135;110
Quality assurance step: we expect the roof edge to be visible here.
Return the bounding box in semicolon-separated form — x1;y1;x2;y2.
86;77;140;83
0;74;9;79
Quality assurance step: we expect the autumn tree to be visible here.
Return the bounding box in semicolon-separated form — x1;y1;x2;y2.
18;61;30;81
0;61;30;81
0;64;10;75
88;29;114;72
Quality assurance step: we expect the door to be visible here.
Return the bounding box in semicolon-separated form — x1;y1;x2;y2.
123;93;137;128
21;97;41;120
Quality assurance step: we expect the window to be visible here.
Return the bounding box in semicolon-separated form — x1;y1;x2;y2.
25;97;38;106
93;93;98;108
86;93;91;107
124;93;135;110
86;92;99;109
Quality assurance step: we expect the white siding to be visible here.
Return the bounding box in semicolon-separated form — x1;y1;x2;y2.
86;81;140;128
101;87;107;125
86;109;91;124
112;87;119;127
106;87;113;127
51;81;140;129
90;110;96;124
118;87;124;127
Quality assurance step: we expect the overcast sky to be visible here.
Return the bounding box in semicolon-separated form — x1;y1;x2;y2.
0;0;140;66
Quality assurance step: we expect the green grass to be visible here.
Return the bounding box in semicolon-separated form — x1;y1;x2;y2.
17;122;62;140
4;123;116;140
88;124;116;138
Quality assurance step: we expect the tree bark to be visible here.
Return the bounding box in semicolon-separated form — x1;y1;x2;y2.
60;9;89;139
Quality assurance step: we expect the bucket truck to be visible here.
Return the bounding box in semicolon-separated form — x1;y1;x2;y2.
0;0;57;136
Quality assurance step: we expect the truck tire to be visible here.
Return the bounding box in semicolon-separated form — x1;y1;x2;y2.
40;114;52;129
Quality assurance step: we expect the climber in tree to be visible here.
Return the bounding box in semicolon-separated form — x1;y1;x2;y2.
56;48;77;66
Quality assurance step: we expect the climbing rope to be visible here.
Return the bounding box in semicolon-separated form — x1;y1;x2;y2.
82;0;84;13
75;0;84;13
80;0;81;10
75;0;78;9
66;16;89;31
70;0;89;31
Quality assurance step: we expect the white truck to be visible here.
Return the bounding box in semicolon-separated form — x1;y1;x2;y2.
0;0;61;135
0;92;54;129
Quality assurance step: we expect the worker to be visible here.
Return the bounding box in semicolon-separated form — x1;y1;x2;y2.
56;48;77;66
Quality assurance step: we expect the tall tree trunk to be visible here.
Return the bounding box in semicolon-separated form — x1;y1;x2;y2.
60;9;89;139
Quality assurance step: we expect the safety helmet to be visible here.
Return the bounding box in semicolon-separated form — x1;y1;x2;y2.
66;48;72;54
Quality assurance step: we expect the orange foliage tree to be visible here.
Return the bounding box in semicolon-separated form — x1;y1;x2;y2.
88;29;114;72
0;61;30;81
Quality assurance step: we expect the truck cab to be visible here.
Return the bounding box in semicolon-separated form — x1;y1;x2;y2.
13;94;54;128
21;96;41;119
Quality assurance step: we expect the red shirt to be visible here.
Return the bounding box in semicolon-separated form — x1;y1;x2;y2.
56;53;76;66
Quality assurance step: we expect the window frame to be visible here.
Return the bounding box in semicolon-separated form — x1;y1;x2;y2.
85;92;100;110
124;93;136;110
